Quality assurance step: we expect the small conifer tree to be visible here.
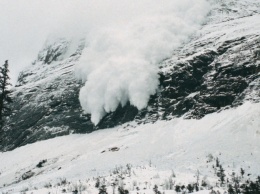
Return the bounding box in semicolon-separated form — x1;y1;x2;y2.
217;165;226;186
0;60;12;127
216;157;220;168
99;185;108;194
240;168;245;178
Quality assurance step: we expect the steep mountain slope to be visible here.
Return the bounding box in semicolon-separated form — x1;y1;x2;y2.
0;38;95;151
0;0;259;151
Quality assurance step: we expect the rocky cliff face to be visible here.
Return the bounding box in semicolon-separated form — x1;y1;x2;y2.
98;0;260;127
0;0;259;151
0;38;95;151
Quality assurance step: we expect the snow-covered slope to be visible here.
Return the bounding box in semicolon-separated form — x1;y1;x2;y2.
0;102;259;193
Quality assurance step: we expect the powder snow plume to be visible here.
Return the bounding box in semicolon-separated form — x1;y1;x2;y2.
75;0;211;125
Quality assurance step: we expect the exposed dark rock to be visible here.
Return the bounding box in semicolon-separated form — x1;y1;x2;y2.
98;103;139;129
37;38;69;64
109;147;120;152
21;170;35;180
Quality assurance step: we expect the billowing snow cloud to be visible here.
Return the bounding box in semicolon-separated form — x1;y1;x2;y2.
76;0;210;125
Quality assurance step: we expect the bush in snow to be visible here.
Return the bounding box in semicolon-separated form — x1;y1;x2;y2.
153;184;161;194
36;159;47;168
99;185;108;194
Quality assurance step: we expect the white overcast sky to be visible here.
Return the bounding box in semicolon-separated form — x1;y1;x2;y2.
0;0;90;84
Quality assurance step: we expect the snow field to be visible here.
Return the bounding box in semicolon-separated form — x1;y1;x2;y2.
0;102;259;193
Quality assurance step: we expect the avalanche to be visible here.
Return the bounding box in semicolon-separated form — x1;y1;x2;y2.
75;0;210;124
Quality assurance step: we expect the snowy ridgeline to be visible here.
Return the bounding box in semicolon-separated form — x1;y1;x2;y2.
0;102;259;193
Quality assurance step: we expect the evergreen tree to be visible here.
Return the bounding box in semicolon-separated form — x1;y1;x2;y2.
99;185;108;194
217;165;226;186
175;185;181;192
187;184;194;193
216;157;220;168
228;184;235;194
231;172;241;193
0;60;12;127
153;185;161;194
240;168;245;178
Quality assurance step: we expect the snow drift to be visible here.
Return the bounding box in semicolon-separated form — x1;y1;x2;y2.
75;0;211;125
